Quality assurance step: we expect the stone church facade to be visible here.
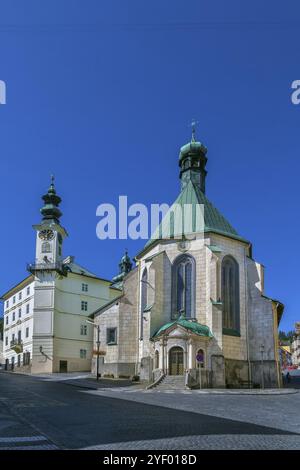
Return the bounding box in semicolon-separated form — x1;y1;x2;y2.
92;133;283;388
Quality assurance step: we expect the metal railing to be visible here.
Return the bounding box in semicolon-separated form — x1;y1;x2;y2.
27;261;66;275
10;339;23;348
10;339;23;353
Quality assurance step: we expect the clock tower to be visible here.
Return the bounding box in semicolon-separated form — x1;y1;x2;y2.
32;176;67;269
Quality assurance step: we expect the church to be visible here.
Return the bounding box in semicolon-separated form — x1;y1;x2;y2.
92;131;284;389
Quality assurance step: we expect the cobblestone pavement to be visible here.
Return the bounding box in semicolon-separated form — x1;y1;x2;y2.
82;434;300;450
0;395;58;450
82;387;300;438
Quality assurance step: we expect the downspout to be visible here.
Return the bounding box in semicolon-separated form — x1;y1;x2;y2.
135;258;141;376
244;245;252;384
273;301;281;388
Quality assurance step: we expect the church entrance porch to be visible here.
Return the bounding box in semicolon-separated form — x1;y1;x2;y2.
150;318;216;387
169;346;184;375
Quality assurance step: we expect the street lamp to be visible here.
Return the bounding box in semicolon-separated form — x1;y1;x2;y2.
260;343;265;389
86;319;101;381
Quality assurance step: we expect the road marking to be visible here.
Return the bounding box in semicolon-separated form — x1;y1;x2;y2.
0;444;58;450
0;435;47;443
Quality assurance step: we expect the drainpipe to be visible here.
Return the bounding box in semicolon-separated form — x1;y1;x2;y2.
273;301;281;388
135;258;141;376
244;245;252;385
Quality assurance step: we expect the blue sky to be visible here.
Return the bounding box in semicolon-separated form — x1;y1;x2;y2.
0;1;299;331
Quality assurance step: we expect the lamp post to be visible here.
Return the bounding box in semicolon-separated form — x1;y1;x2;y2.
86;320;101;381
260;343;265;389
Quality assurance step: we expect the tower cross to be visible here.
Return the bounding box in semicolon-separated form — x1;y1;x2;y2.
189;119;199;142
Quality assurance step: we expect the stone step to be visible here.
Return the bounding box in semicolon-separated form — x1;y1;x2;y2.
154;375;186;390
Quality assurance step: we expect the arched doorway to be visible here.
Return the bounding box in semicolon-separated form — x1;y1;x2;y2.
169;346;184;375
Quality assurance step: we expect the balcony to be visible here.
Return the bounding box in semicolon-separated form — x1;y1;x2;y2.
27;261;67;276
10;339;23;354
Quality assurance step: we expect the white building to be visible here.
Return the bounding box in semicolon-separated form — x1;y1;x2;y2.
1;178;119;373
0;338;4;366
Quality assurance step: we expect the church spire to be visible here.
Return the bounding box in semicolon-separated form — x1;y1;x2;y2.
40;175;63;224
118;249;132;276
111;250;133;286
179;122;208;193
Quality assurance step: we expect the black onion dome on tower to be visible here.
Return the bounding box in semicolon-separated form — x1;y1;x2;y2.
40;175;62;224
179;127;208;193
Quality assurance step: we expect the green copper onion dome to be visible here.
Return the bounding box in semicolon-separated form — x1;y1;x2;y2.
179;140;207;162
111;250;133;286
179;125;208;194
40;175;62;224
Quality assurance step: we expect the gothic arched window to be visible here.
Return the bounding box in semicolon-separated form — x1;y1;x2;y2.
221;255;240;333
172;254;195;319
140;268;148;339
41;242;51;253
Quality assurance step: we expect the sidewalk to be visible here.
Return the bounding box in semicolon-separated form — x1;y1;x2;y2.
1;370;298;394
194;388;298;395
0;369;145;390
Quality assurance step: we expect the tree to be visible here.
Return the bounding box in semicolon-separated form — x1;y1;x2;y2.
279;330;294;343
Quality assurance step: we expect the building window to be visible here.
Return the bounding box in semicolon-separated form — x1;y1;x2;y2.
5;336;8;346
155;350;159;369
82;283;88;292
222;255;240;334
18;308;21;318
107;328;117;345
27;287;30;296
41;241;51;253
6;300;9;308
26;304;30;314
6;315;8;325
80;325;87;335
81;301;88;312
18;292;22;301
18;330;21;343
13;296;16;304
80;349;87;359
12;333;15;342
140;268;148;339
12;312;15;321
172;254;196;319
26;327;29;338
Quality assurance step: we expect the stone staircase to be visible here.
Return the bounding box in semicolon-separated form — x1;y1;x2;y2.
153;375;186;390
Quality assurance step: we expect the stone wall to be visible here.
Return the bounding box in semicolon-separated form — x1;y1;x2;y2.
225;358;249;387
93;268;139;378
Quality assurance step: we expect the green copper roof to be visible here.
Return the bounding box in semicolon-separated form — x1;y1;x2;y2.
145;180;248;248
112;249;133;286
40;176;62;224
179;140;207;161
152;318;213;338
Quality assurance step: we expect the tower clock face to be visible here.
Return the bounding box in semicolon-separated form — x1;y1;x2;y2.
39;229;55;241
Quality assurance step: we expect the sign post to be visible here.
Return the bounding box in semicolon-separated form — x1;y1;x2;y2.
196;352;204;389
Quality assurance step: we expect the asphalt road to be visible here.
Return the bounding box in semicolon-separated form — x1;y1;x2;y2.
0;371;299;450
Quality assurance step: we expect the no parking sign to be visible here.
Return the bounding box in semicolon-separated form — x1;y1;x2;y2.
196;352;204;363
